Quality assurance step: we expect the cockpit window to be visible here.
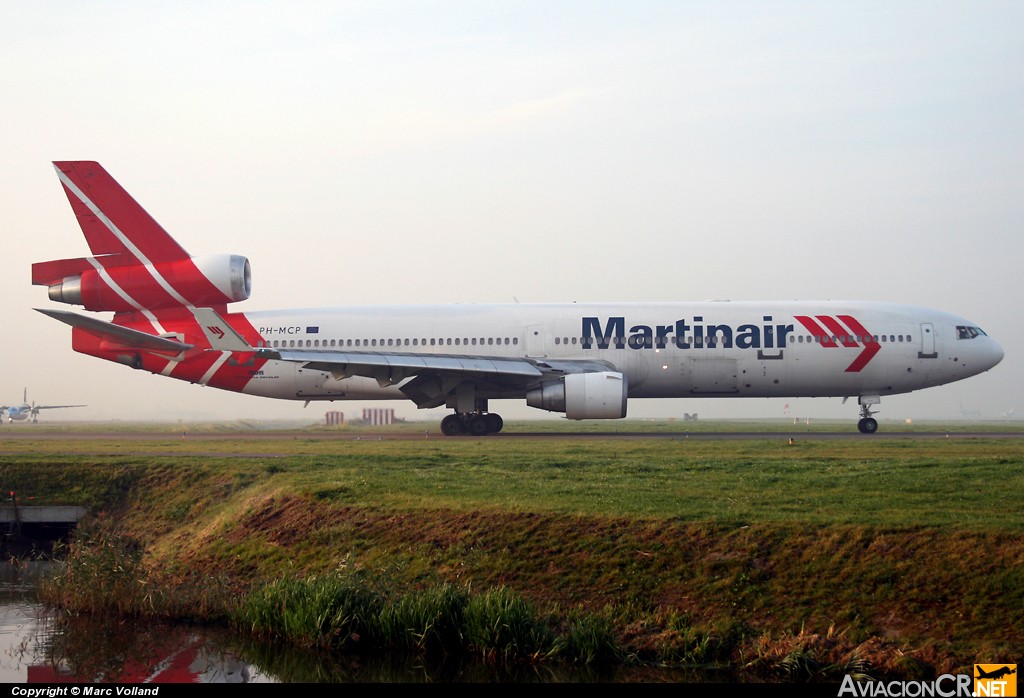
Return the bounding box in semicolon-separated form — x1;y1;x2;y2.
956;326;987;340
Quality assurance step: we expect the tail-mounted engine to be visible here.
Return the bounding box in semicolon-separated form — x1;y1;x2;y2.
527;371;628;419
33;253;251;312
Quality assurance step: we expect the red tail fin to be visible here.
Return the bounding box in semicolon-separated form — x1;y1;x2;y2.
52;161;190;263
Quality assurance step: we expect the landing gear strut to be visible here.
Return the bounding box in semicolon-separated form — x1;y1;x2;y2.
857;396;879;434
440;412;504;436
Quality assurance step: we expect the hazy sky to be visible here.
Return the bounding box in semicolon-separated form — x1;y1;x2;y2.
2;1;1021;424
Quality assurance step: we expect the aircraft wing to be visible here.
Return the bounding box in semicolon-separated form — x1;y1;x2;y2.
34;404;87;410
281;350;543;381
35;308;194;354
264;347;617;408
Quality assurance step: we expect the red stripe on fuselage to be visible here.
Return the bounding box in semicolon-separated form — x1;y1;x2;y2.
816;316;859;348
794;315;838;347
147;309;269;393
837;315;881;372
202;312;270;392
794;314;881;373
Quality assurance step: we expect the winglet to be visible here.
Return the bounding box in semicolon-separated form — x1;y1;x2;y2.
191;307;255;352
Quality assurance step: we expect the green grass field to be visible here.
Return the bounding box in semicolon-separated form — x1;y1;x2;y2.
2;421;1022;680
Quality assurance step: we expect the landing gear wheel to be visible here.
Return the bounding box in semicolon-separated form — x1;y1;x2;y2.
440;411;505;436
441;414;464;436
856;397;881;434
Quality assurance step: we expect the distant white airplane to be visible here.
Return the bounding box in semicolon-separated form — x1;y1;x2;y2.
0;388;85;424
31;161;1004;435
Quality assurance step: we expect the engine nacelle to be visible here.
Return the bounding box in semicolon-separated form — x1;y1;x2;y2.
44;254;251;312
526;371;628;420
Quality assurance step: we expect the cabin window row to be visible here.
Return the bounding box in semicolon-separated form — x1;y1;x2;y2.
258;333;914;350
554;334;914;346
259;337;521;349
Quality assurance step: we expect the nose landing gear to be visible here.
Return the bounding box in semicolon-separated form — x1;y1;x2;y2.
857;395;880;434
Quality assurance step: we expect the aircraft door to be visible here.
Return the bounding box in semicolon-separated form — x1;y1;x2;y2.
919;323;937;359
526;325;546;358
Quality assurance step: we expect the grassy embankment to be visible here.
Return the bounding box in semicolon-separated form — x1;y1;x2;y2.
0;421;1021;680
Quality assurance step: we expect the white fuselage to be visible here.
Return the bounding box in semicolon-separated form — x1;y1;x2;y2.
229;300;1003;404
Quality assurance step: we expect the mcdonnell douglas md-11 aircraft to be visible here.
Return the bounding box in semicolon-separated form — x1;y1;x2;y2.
32;162;1003;435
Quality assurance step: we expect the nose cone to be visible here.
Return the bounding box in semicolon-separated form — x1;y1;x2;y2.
983;337;1005;371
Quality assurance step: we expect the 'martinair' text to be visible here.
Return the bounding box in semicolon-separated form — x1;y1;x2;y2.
581;316;794;351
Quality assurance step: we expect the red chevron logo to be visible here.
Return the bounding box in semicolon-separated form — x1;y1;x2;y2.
206;325;225;340
793;315;881;372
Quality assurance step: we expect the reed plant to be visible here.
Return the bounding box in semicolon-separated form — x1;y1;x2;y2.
461;586;557;662
234;574;621;664
237;572;383;651
43;521;149;617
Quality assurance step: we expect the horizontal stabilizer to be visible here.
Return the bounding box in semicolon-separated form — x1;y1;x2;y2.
35;308;194;353
31;254;128;287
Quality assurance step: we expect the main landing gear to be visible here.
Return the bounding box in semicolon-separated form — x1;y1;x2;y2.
440;412;504;436
857;395;880;434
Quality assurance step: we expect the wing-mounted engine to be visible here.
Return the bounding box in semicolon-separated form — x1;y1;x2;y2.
527;371;628;419
33;253;251;312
